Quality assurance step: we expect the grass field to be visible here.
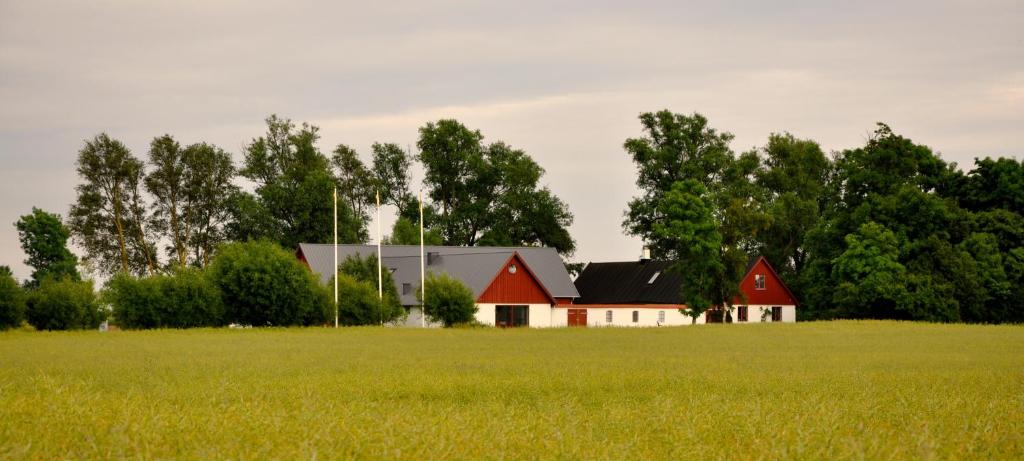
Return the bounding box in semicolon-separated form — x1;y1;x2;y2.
1;321;1022;460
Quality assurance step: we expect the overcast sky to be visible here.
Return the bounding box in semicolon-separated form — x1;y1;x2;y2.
1;1;1022;281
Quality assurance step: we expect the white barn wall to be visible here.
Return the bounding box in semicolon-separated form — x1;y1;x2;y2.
474;303;553;327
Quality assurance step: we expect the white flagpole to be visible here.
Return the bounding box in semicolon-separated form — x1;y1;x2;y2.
376;189;383;326
419;190;426;328
334;187;339;329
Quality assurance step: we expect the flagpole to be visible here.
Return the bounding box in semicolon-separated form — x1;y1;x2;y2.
419;190;426;328
377;189;383;326
333;186;338;329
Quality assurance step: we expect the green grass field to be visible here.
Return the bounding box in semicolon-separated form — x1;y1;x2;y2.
1;321;1022;460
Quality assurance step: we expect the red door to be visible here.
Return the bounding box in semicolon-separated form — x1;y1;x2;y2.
567;309;588;327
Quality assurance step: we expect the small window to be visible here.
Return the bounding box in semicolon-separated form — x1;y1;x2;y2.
658;311;665;324
605;310;613;323
647;272;660;284
402;283;412;295
737;306;748;322
755;274;766;290
632;311;639;323
772;306;782;322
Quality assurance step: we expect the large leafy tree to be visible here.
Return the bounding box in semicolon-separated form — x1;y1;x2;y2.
145;136;236;267
754;133;831;280
69;134;158;276
653;180;725;323
417;119;575;254
15;208;80;287
331;144;375;236
237;115;364;248
372;142;416;215
622;110;735;258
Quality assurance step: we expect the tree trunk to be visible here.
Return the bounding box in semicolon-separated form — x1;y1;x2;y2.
111;185;130;273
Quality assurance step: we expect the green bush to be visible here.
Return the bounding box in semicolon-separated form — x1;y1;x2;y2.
419;272;477;327
331;254;406;325
105;268;224;329
25;278;105;330
334;273;385;325
0;270;25;329
208;241;330;326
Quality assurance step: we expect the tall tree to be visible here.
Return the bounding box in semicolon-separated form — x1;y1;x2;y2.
622;110;735;258
331;144;374;237
238;115;364;248
182;142;237;266
754;133;831;281
69;134;157;276
417;119;576;254
145;135;190;266
371;142;415;215
15;208;80;287
653;180;724;323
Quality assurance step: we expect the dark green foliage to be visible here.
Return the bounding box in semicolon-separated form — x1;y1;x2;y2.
653;180;724;321
335;254;405;325
331;144;375;233
623;111;735;258
15;207;80;287
955;157;1024;215
145;136;237;267
105;268;224;329
418;272;476;327
417;119;576;255
0;270;25;329
238;115;364;248
25;278;105;330
207;241;330;326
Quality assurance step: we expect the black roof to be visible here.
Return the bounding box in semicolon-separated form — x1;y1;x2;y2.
574;260;684;304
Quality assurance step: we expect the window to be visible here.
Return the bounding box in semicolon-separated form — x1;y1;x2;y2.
647;272;660;284
772;306;782;322
658;311;666;324
737;306;748;322
755;274;766;290
632;311;639;323
605;310;613;323
402;283;412;295
496;305;529;327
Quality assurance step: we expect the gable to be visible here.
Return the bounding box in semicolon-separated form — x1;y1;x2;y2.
736;257;797;306
477;253;555;305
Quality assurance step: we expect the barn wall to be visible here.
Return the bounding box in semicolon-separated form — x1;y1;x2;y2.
475;303;553;327
477;255;553;305
737;259;797;306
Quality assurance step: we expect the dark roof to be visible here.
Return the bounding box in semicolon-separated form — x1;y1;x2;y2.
297;244;579;306
573;260;684;304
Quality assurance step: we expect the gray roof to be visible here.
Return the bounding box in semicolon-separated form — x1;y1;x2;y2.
297;244;579;305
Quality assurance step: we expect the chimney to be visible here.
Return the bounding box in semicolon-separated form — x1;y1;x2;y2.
641;246;651;262
427;252;439;265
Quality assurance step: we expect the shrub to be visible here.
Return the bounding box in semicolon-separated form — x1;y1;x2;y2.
208;241;330;326
334;273;386;325
105;268;224;329
25;278;105;330
419;272;477;327
0;270;25;329
333;254;406;325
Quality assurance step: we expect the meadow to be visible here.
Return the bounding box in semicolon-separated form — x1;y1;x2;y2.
1;321;1022;460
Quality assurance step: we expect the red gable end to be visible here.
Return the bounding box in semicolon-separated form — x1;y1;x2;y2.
477;253;555;305
735;257;797;306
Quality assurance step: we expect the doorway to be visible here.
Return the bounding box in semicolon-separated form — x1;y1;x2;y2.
567;308;588;327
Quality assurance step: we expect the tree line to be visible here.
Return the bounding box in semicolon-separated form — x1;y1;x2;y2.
2;110;1022;330
623;111;1023;323
65;115;574;278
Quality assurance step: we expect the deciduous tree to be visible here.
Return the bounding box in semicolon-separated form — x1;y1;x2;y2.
15;208;80;286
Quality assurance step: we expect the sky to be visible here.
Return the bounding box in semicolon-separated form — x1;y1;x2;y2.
1;0;1022;282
